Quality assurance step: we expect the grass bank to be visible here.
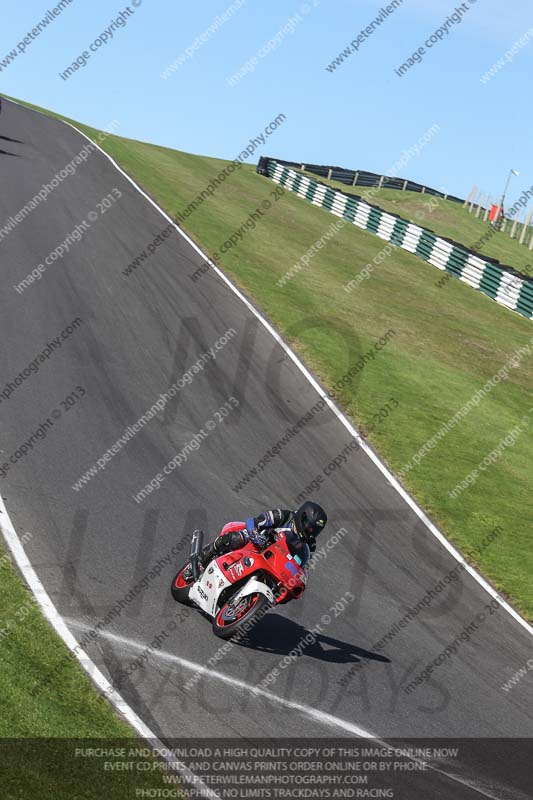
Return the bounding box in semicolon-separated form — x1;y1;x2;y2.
297;168;533;276
0;541;180;797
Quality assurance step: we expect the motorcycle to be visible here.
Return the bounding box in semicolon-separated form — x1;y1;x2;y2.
171;521;308;639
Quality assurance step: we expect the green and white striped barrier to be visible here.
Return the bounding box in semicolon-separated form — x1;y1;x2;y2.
265;159;533;321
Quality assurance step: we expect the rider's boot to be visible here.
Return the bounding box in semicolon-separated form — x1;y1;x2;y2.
199;542;216;567
181;529;246;582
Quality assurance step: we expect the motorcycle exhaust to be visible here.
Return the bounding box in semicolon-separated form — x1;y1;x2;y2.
189;529;204;581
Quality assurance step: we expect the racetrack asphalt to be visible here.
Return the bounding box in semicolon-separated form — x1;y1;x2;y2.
0;97;532;797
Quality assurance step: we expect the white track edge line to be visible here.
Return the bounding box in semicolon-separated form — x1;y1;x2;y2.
50;111;533;640
0;499;220;799
0;497;220;800
64;619;376;738
65;620;517;800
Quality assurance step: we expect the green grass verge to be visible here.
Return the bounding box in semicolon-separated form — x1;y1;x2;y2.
12;94;532;619
0;542;180;797
296;168;533;276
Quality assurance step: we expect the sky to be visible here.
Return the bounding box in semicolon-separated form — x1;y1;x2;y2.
0;0;532;208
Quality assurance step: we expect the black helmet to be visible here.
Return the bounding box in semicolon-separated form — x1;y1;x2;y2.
294;501;327;542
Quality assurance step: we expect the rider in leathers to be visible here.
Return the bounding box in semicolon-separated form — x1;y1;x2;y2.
189;502;327;576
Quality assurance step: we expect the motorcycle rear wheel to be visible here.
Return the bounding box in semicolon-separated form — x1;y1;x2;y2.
212;593;270;639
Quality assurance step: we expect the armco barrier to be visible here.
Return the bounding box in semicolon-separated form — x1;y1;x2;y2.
260;157;464;204
257;158;533;321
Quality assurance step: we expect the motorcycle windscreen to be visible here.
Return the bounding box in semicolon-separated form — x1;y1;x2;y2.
284;530;310;568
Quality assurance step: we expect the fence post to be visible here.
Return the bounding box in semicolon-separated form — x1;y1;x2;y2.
352;171;359;186
301;164;306;170
483;197;492;222
464;186;476;208
327;168;333;180
378;175;384;188
510;212;521;238
475;192;485;218
468;187;478;212
520;209;532;244
421;186;426;194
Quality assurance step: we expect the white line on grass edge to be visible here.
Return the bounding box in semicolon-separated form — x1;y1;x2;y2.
0;498;219;799
1;97;531;766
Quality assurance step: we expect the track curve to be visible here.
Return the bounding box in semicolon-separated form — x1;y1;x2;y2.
1;97;532;796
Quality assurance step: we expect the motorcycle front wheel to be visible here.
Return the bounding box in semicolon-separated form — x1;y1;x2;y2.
171;563;194;605
212;593;271;639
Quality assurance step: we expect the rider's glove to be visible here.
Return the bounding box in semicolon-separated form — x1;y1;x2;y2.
248;530;270;547
245;517;270;548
